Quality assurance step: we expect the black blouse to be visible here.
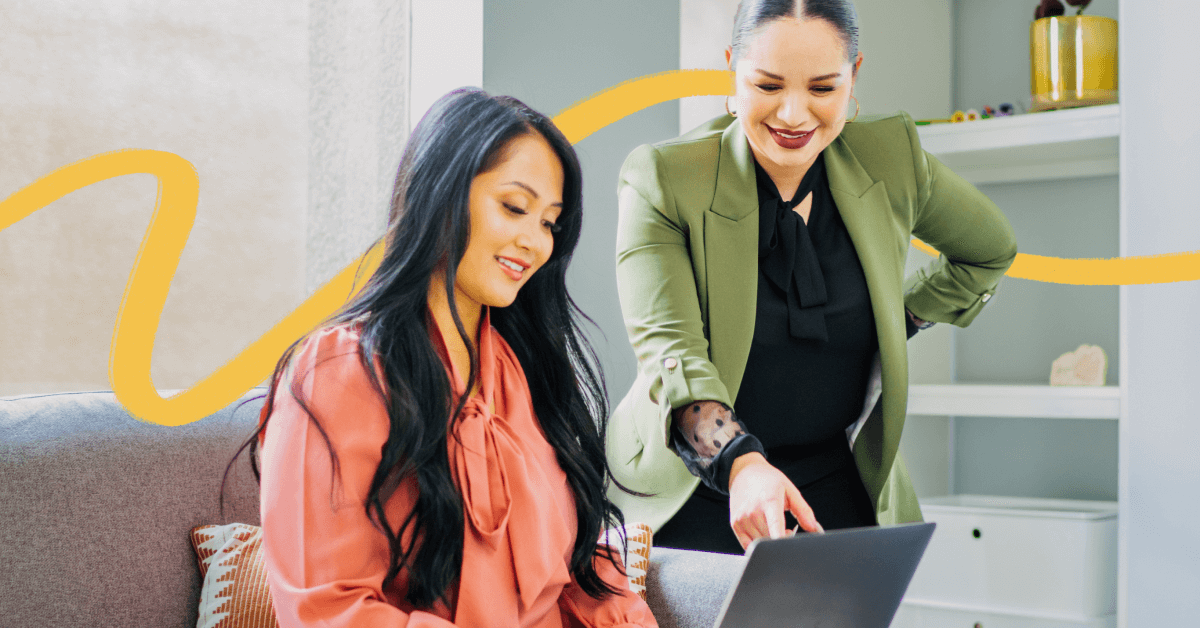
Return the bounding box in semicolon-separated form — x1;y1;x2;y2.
667;151;883;497
730;152;879;486
658;153;895;547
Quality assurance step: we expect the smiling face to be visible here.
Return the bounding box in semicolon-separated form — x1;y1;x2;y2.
453;131;564;311
729;16;862;185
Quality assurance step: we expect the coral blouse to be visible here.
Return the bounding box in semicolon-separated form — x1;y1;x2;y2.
260;309;656;628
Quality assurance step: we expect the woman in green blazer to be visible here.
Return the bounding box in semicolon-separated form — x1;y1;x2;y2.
606;0;1017;554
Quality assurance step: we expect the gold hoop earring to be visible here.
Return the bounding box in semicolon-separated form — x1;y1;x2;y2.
725;96;737;117
848;95;860;123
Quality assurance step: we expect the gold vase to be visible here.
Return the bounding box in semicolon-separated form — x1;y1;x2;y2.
1030;15;1118;112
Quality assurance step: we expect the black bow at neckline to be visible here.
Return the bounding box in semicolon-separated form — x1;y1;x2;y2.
754;153;829;342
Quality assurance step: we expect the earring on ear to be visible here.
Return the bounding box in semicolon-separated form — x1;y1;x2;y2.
848;95;860;123
725;96;737;117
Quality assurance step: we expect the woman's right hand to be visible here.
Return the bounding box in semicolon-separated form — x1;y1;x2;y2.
727;452;823;550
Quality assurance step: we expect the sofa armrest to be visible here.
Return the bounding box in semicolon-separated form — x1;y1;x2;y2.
644;547;746;628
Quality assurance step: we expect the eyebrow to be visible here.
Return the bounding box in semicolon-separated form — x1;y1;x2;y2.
753;68;842;82
504;181;563;207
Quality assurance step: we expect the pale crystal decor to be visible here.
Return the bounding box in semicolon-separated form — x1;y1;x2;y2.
1050;344;1108;386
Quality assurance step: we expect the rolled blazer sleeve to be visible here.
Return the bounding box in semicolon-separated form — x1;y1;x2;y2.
615;143;732;448
902;120;1019;325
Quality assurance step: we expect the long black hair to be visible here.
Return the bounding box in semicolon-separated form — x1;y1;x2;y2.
731;0;860;68
224;87;631;608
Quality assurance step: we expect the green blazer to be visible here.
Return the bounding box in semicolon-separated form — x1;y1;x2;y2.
606;112;1018;531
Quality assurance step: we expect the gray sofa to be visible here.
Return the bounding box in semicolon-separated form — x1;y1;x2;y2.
1;390;743;628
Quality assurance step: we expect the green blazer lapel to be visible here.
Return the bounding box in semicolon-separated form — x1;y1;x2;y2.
704;120;759;402
825;137;910;480
710;120;758;223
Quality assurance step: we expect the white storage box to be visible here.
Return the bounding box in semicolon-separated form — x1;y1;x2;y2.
893;602;1115;628
902;495;1117;619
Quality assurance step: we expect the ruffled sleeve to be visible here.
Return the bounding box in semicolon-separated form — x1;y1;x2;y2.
259;326;458;628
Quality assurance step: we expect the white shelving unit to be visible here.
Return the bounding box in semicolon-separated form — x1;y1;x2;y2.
916;104;1120;184
901;107;1123;626
908;384;1120;420
895;12;1124;625
908;105;1124;426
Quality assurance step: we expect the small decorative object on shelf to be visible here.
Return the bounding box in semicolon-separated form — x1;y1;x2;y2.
1031;0;1117;112
915;101;1027;125
1050;343;1108;386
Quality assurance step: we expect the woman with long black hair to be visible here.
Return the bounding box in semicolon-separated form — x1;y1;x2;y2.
242;88;656;627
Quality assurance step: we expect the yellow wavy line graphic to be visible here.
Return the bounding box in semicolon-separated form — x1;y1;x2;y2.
909;240;1200;285
554;69;735;143
2;70;1198;425
0;149;387;425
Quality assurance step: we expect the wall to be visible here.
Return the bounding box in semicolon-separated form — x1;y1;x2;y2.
482;0;681;402
0;1;308;395
1121;0;1200;623
307;0;410;294
0;0;413;396
408;0;481;132
679;0;740;134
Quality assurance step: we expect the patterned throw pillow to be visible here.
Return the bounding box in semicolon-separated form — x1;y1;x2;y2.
190;523;278;628
601;521;654;601
190;521;654;626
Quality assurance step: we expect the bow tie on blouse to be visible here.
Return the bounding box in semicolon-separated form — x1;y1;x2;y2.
452;395;568;616
755;155;830;342
433;308;573;624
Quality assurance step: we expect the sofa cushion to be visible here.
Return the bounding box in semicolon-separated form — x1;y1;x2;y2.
0;389;266;628
644;547;746;628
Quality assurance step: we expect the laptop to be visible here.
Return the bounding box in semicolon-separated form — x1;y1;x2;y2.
711;522;936;628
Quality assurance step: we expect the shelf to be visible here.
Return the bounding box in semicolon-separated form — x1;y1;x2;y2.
916;104;1119;185
918;494;1118;519
908;384;1120;419
896;600;1116;628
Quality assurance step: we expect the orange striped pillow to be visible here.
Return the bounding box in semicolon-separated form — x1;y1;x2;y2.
190;523;278;628
601;522;654;601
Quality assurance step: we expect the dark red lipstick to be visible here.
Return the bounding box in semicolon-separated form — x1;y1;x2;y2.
767;125;815;149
